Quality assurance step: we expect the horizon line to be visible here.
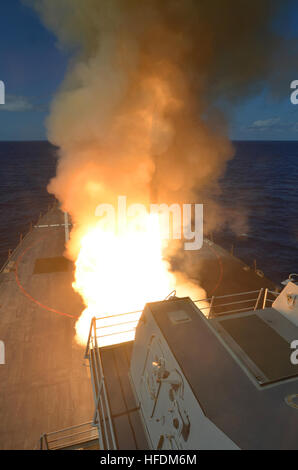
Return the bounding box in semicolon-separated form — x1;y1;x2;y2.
1;138;298;143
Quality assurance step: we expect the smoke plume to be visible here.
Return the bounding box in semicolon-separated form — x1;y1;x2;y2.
28;0;292;266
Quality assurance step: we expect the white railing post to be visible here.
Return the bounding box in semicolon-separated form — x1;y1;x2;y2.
254;288;264;310
85;319;95;358
208;296;215;318
64;212;70;243
262;288;268;310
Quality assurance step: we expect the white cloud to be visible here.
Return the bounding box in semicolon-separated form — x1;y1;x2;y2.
248;117;281;131
0;94;33;112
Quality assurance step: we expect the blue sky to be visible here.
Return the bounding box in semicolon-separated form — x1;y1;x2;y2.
0;0;67;140
0;0;298;141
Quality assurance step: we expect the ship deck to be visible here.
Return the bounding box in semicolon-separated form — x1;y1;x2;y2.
0;205;278;449
0;205;93;450
100;342;149;449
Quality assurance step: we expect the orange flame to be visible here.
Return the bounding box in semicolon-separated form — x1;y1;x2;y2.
73;213;174;347
72;211;208;347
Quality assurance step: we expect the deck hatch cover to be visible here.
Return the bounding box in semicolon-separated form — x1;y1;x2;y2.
33;256;72;274
218;314;298;384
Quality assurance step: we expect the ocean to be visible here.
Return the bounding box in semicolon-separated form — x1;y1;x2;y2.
0;140;297;285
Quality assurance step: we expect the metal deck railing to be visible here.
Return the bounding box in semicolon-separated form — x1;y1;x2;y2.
84;288;281;350
84;288;281;357
85;318;117;450
40;421;99;450
0;201;59;274
194;287;279;318
85;309;142;353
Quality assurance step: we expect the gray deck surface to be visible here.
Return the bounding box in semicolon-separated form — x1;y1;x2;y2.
101;342;149;450
150;298;298;449
173;239;277;298
219;312;298;383
0;206;94;450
